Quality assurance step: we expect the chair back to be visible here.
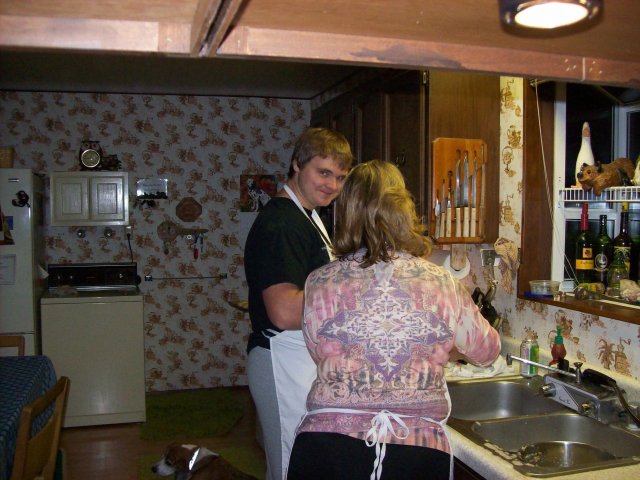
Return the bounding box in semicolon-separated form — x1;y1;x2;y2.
0;335;25;356
10;376;70;480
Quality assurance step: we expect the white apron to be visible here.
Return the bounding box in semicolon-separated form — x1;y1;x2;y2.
270;184;335;478
303;388;454;480
270;330;317;478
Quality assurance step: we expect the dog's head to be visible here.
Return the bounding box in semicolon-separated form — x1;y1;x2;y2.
152;443;218;479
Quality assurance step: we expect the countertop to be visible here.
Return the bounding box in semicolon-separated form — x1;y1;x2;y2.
445;339;640;479
448;428;640;480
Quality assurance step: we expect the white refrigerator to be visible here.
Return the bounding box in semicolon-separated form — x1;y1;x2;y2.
0;169;45;355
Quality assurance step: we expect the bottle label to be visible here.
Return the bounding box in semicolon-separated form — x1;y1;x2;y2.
614;246;631;270
594;253;609;271
576;259;594;269
579;247;593;258
520;340;539;377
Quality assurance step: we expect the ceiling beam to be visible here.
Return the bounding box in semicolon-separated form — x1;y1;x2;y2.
0;15;191;54
198;0;245;57
216;26;640;88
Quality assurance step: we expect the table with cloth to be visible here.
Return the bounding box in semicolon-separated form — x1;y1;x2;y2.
0;355;57;480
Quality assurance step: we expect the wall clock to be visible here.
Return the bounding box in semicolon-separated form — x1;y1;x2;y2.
79;141;103;169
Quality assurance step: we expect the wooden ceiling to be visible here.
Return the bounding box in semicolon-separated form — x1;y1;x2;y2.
0;0;639;95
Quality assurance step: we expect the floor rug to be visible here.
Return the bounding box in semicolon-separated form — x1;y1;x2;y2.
138;446;265;480
141;388;244;440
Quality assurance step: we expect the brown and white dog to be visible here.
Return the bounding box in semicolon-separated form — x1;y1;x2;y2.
152;443;259;480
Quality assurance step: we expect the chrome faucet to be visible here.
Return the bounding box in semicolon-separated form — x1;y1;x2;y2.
505;353;581;383
506;353;640;427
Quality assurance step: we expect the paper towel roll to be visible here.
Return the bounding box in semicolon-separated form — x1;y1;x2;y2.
429;249;471;279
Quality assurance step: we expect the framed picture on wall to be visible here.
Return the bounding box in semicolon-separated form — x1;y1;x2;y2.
240;174;279;212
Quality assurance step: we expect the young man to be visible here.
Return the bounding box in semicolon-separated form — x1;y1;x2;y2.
244;127;353;480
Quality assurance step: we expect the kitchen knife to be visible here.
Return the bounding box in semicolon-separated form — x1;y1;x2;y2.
462;151;470;237
446;171;453;237
479;144;486;237
440;179;446;238
470;153;477;237
455;153;461;237
434;194;441;239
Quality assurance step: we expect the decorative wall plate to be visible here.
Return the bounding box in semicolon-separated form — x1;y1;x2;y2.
176;197;202;222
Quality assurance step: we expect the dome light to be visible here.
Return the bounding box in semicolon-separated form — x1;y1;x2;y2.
500;0;602;29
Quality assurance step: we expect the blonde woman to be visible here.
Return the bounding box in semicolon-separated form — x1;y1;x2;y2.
288;160;501;480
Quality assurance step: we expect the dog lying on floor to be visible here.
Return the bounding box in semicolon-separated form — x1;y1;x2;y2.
152;442;259;480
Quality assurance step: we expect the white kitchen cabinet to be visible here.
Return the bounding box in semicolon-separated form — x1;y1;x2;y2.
50;171;129;226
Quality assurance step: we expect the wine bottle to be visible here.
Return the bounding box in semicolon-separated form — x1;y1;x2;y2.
613;203;634;279
574;122;595;187
575;203;594;284
593;214;613;286
607;249;629;296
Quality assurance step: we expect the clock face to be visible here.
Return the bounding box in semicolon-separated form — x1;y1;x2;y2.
80;149;101;168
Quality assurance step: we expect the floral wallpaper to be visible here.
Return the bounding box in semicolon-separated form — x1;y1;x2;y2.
1;78;639;394
0;91;309;391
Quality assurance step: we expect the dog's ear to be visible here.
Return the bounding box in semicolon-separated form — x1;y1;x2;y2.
164;443;192;470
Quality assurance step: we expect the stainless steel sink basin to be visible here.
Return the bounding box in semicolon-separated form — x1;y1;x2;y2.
449;376;565;420
447;375;640;477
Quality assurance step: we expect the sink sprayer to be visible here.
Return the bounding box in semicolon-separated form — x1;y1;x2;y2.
506;353;640;428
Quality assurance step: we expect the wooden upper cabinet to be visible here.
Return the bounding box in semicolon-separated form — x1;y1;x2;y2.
50;171;129;226
383;71;427;221
311;70;427;217
354;87;384;164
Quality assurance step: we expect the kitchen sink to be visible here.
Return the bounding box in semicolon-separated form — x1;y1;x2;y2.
447;375;640;477
449;376;566;420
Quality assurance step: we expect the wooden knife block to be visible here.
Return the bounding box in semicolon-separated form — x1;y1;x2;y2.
432;137;487;244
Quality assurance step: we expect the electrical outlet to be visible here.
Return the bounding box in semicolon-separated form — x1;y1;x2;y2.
481;249;497;267
125;225;133;235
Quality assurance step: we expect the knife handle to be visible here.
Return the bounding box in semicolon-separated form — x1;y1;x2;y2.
455;207;462;237
470;207;476;237
435;212;441;238
440;208;446;239
463;206;470;237
446;207;452;237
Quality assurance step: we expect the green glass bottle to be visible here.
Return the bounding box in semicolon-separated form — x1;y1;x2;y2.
607;249;629;297
575;203;594;284
593;214;613;286
613;204;633;279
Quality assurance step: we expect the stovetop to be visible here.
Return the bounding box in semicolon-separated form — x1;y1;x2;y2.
47;262;139;292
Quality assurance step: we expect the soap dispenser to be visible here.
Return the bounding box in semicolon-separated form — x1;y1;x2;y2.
549;327;567;368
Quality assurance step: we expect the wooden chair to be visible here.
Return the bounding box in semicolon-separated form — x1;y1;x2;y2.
10;376;70;480
0;335;25;355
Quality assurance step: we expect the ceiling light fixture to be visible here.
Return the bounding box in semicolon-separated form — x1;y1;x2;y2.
500;0;602;29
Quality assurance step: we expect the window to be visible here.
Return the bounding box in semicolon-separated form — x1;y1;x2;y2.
552;84;640;289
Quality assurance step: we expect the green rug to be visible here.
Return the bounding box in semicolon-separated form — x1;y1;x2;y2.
141;388;244;440
138;447;265;480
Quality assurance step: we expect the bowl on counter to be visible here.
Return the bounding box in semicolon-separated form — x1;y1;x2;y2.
529;280;560;296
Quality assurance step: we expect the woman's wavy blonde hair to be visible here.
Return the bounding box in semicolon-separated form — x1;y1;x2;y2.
333;159;432;267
